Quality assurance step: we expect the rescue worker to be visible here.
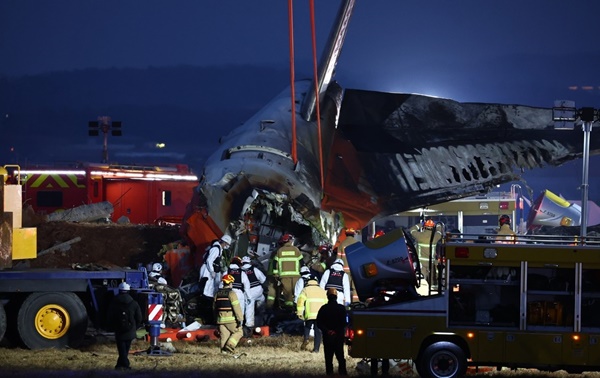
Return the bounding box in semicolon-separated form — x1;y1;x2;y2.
336;228;359;302
271;233;304;309
496;214;517;243
317;287;348;376
309;243;333;280
149;262;167;285
200;234;232;300
214;274;245;357
223;256;251;322
241;255;266;329
149;262;184;326
319;258;351;307
296;276;327;353
107;282;143;370
409;218;442;287
294;265;312;304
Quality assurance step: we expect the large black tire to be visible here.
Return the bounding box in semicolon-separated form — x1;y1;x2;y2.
17;292;88;349
0;304;6;343
417;341;467;378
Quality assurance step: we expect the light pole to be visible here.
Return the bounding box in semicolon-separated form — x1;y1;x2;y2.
88;116;122;163
579;107;596;239
552;102;598;242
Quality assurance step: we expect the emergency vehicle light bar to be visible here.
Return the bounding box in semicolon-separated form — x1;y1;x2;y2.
20;169;86;176
90;171;198;181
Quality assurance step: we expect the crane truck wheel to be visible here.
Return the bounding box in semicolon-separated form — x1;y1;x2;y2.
0;304;6;343
416;341;467;378
17;292;88;350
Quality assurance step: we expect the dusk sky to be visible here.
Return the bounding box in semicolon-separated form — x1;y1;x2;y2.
1;0;600;203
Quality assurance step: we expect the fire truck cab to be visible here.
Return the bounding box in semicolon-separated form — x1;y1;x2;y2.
347;229;600;377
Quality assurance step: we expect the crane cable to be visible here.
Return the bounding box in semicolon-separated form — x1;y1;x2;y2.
287;0;298;164
309;0;325;189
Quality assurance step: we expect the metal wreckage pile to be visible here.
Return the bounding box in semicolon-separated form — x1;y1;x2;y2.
155;192;335;337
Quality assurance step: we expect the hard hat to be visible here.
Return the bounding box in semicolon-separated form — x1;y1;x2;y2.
327;287;338;297
118;282;131;292
279;233;293;243
423;219;435;229
152;263;162;273
374;230;385;238
230;256;242;266
241;256;251;264
319;244;331;253
307;275;319;283
333;258;344;266
220;234;233;245
499;214;511;226
345;228;356;235
222;274;235;285
300;266;310;275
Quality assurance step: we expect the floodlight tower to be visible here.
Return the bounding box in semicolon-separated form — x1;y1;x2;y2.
552;101;599;241
88;116;122;163
579;107;597;239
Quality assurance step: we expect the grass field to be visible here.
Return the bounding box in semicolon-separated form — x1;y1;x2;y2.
0;333;597;377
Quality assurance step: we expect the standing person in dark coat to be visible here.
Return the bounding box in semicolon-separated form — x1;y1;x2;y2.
107;282;143;370
316;287;348;376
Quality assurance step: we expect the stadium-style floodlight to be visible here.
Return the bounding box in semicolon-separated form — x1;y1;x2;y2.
88;116;122;163
552;100;577;129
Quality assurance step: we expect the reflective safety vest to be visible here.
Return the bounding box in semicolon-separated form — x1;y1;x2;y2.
325;269;345;292
296;281;327;320
243;266;261;288
272;243;302;277
229;267;244;291
214;288;239;324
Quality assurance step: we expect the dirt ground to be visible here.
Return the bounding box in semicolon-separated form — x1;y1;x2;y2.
24;221;183;270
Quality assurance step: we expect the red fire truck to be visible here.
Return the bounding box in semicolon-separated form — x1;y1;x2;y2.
18;162;198;224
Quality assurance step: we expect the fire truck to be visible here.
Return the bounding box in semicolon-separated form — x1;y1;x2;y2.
346;226;600;377
0;165;164;350
18;162;198;224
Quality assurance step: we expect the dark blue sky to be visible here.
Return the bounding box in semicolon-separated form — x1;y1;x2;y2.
1;0;600;203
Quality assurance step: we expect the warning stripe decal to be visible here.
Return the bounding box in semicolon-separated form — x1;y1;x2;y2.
27;174;85;189
148;304;163;322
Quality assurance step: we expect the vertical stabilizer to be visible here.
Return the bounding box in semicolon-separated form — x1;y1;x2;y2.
300;0;356;121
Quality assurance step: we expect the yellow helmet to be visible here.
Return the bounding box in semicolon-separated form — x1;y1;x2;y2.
222;274;235;285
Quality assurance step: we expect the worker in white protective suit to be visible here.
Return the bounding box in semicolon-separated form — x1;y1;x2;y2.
149;262;168;285
199;234;232;299
241;255;267;329
319;259;351;306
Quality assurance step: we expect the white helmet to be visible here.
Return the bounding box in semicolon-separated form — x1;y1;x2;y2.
152;263;162;273
300;266;310;275
334;258;344;266
118;282;130;291
241;256;251;264
220;234;233;245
